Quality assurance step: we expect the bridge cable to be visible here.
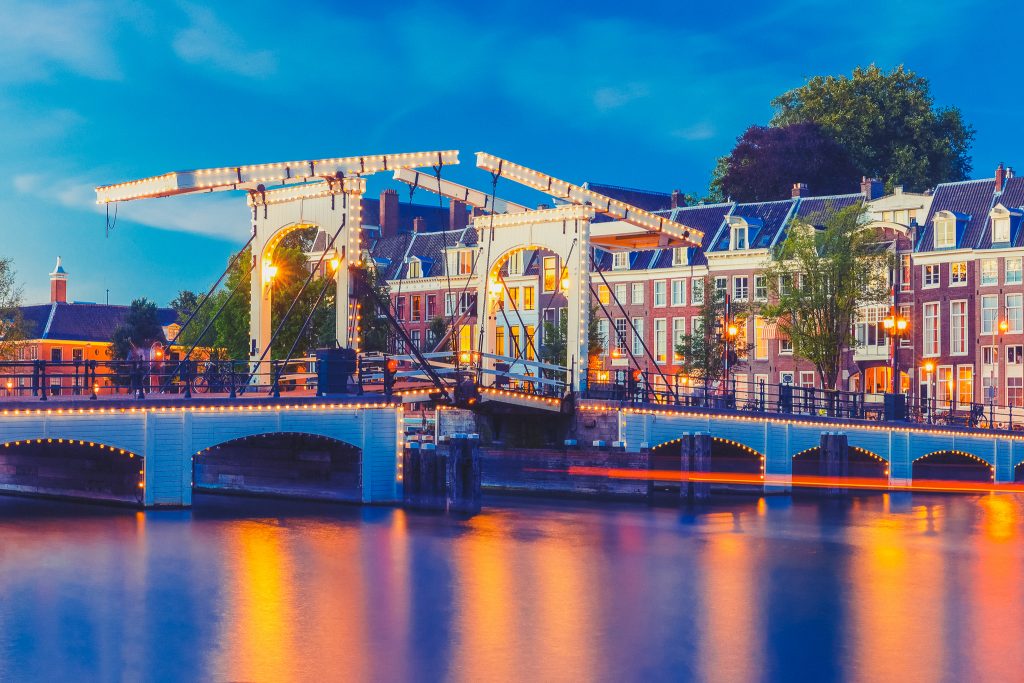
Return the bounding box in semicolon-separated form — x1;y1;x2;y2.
159;257;257;394
273;263;338;395
353;266;452;401
434;157;459;343
588;250;679;404
243;199;350;391
475;167;502;359
166;232;256;352
586;279;649;389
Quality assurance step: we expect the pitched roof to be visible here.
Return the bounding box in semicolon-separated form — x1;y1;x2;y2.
917;179;996;251
995;176;1024;248
583;182;674;212
19;303;176;343
383;227;478;279
709;199;795;251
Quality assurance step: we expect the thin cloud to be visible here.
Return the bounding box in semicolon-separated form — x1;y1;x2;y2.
13;172;248;241
0;0;123;82
172;3;276;78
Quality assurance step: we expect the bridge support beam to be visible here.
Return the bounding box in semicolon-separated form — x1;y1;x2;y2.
680;432;711;502
820;432;848;497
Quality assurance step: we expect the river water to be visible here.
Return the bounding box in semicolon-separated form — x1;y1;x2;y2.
0;491;1021;682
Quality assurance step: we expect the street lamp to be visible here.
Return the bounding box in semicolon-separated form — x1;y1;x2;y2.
882;312;909;394
923;360;935;422
990;318;1009;405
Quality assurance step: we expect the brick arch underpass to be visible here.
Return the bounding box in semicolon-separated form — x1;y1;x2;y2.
193;431;363;502
649;435;765;493
0;437;144;505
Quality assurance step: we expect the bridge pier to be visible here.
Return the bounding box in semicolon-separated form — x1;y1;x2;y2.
681;432;712;502
819;432;848;496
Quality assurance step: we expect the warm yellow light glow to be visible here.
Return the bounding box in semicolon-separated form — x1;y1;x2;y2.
883;317;895;330
923;361;935;373
1000;320;1009;333
267;264;279;279
727;325;738;337
896;318;908;332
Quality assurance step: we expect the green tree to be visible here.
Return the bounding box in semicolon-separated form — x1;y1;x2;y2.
539;307;604;366
770;64;974;192
760;205;892;390
674;280;748;388
111;298;164;360
170;289;218;350
0;257;26;360
353;258;391;353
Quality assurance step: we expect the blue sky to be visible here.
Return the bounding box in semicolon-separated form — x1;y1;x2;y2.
1;0;1016;305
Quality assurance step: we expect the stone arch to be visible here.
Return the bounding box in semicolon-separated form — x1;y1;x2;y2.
193;431;362;502
791;445;888;479
0;437;144;505
912;450;994;483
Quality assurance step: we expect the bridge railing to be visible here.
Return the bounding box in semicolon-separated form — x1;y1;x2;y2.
583;370;1024;432
0;358;323;400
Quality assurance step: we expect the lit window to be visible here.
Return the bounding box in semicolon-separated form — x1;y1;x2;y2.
754;316;768;360
900;255;912;291
458;250;474;275
598;285;610;305
407;258;422;278
950;261;967;285
654;319;667;363
922;264;940;287
957;366;974;406
523;287;535;311
543;257;557;292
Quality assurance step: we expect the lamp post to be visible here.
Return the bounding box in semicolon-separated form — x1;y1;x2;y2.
991;318;1009;405
882;312;908;394
923;360;935;422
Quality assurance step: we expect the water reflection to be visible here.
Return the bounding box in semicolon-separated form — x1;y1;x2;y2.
0;493;1021;681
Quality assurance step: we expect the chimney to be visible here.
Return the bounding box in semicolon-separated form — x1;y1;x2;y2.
50;256;68;304
996;163;1006;192
379;189;399;238
449;199;468;231
791;182;809;198
671;189;685;209
1008;166;1015;180
413;216;426;233
860;176;884;200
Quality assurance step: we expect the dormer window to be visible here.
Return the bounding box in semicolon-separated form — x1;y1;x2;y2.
729;218;748;250
934;213;956;249
994;217;1011;243
990;205;1020;245
612;252;630;270
507;250;524;276
672;247;687;266
407;258;422;278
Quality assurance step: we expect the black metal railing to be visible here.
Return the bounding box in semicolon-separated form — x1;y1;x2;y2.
582;370;1024;432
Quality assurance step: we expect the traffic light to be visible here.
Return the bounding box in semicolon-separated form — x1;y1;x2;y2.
383;358;398;398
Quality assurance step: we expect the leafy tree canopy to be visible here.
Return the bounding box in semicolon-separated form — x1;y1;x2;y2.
0;257;26;360
711;123;862;202
760;204;892;389
770;64;974;192
111;298;164;360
